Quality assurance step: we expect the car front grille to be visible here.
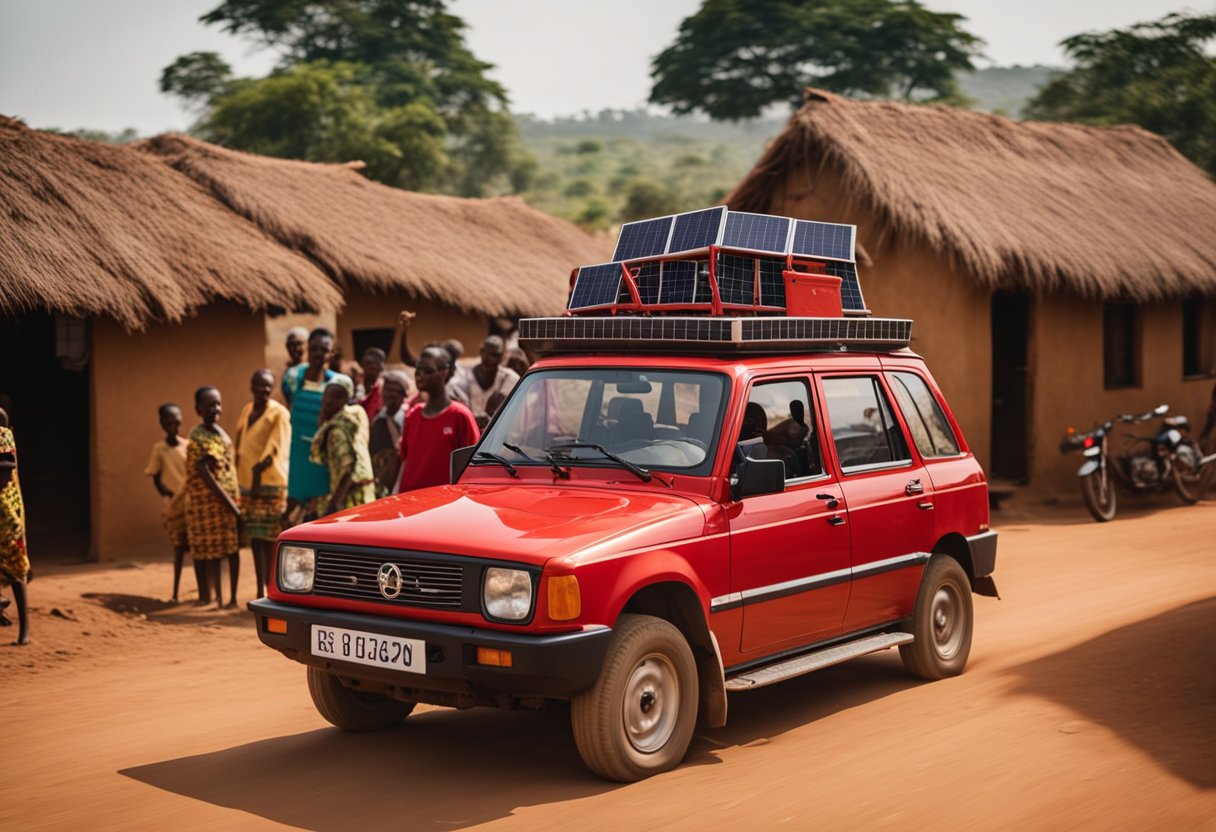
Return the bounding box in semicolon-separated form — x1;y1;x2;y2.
314;550;465;609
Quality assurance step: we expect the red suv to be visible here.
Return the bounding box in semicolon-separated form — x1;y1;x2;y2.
251;209;997;782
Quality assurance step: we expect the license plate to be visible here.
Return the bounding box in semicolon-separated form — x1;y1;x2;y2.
310;625;427;674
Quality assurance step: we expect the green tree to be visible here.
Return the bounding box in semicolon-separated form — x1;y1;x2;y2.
1025;12;1216;177
649;0;982;120
162;1;531;195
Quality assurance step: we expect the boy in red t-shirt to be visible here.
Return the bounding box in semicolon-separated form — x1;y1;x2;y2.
398;347;479;492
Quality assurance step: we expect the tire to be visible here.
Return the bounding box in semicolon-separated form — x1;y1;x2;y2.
1080;470;1117;522
899;556;973;681
307;667;414;732
571;614;699;782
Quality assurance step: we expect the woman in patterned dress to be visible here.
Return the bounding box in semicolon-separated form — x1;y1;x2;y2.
234;369;291;601
186;387;241;609
0;413;31;645
310;376;376;517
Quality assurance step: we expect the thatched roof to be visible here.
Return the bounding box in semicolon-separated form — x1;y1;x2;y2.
0;117;342;329
138;135;610;317
728;89;1216;300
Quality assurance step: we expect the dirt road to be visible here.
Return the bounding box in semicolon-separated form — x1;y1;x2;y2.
3;498;1214;831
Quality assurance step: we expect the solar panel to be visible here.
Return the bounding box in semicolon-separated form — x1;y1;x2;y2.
569;262;624;309
659;261;698;304
825;261;867;312
612;216;674;261
715;253;756;306
757;256;787;307
721;212;792;254
632;261;661;305
791;221;855;262
666;207;726;255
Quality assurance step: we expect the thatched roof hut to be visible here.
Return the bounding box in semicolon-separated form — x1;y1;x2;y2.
0;116;341;330
728;89;1216;301
138;134;610;318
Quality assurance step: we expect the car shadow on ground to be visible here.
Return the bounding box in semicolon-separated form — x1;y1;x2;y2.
119;655;915;830
1007;596;1216;789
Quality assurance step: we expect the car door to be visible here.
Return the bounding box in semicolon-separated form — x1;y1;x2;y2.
727;376;851;655
817;373;935;633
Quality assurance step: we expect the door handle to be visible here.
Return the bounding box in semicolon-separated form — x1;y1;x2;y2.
917;501;934;510
816;493;840;510
827;515;846;526
905;479;924;496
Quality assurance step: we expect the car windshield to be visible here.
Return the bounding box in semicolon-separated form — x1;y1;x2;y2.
477;368;728;475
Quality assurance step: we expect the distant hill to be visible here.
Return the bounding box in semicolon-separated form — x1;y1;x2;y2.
958;65;1056;117
514;66;1059;230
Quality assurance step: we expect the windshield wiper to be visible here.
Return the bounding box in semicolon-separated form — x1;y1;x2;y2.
546;442;651;483
503;443;569;479
472;451;518;477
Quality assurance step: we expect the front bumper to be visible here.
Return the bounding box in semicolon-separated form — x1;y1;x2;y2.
250;599;612;700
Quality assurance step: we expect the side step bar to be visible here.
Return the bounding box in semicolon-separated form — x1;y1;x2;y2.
724;632;913;692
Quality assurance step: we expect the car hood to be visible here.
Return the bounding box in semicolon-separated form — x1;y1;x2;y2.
280;484;707;567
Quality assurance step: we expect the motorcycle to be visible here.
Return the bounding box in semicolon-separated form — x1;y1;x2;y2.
1060;404;1216;522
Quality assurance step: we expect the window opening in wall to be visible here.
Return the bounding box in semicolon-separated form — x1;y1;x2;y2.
1103;303;1139;389
1182;298;1214;378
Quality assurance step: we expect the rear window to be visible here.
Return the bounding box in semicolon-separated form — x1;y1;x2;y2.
888;372;960;458
821;376;911;470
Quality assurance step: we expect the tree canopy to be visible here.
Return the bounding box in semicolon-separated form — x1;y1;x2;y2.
1025;12;1216;178
649;0;983;120
160;0;530;196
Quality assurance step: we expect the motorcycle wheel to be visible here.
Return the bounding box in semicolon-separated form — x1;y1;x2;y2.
1081;471;1117;522
1171;441;1203;504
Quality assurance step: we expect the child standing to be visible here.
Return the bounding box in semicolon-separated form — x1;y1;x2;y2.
185;387;241;609
399;347;479;492
145;403;208;604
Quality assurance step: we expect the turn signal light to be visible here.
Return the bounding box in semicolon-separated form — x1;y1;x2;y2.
547;575;581;621
477;647;513;667
265;617;288;635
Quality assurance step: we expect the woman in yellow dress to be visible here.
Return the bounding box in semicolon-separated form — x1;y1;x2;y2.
234;369;291;601
0;413;30;645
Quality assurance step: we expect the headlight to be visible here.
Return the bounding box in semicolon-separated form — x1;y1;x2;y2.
278;545;315;592
483;567;532;621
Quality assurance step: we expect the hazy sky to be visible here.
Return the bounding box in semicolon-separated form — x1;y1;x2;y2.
0;0;1205;134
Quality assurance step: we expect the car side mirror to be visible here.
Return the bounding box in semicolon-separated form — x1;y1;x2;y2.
733;457;785;500
450;445;475;484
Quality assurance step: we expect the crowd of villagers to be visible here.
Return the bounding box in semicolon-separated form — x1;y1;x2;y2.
0;310;531;643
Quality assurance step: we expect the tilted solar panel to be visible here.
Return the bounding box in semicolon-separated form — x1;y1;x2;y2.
721;212;792;255
825;261;867;312
569;262;624;309
612;216;674;261
667;207;726;255
632;261;661;305
715;253;756;306
659;260;698;304
791;221;855;262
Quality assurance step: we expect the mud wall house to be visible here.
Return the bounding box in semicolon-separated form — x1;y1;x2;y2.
138;136;612;366
0;117;342;561
728;90;1216;493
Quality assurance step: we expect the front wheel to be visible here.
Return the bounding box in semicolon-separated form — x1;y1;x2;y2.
1080;469;1117;522
899;556;973;680
571;614;698;782
307;667;414;732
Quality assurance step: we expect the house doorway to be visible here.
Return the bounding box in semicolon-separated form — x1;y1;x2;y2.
991;291;1030;482
0;313;91;559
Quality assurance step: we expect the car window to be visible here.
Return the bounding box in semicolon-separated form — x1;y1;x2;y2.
738;379;823;481
821;376;911;470
888;372;960;458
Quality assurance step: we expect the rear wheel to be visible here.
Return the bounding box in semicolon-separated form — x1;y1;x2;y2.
571;614;698;782
307;667;414;732
900;556;973;680
1081;470;1117;522
1171;441;1203;504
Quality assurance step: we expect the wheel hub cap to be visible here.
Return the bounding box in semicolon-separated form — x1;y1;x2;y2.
623;653;679;754
931;585;964;659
